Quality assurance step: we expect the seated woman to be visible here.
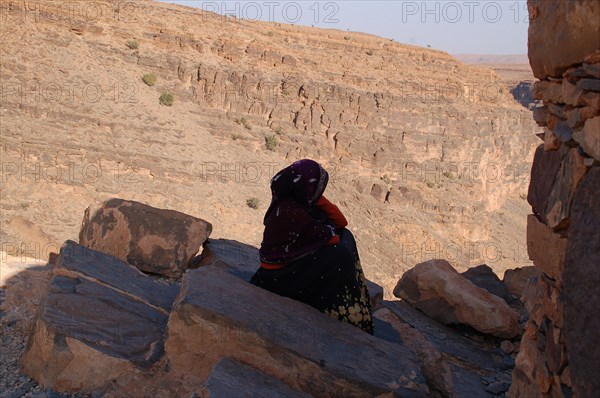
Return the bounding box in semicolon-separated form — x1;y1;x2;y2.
250;159;374;334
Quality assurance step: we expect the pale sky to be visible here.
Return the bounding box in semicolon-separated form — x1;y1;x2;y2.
160;0;529;55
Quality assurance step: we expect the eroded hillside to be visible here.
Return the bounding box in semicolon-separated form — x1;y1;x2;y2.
0;0;540;293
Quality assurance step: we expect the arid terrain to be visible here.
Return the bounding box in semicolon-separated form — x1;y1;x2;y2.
1;0;540;294
0;0;540;391
2;1;598;397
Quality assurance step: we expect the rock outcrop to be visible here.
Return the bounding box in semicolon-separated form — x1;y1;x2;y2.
23;202;426;396
166;266;429;397
509;2;600;397
393;259;522;339
22;240;179;391
375;300;515;398
79;199;212;277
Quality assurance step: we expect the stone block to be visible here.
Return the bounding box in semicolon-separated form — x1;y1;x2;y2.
528;0;600;78
543;127;561;151
533;81;563;103
583;63;600;79
79;198;212;278
545;148;589;230
527;144;562;222
581;91;600;108
378;301;513;398
562;79;584;106
573;116;600;160
526;215;567;280
532;106;548;126
576;78;600;92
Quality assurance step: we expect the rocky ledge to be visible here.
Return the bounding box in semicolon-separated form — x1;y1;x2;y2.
15;199;533;397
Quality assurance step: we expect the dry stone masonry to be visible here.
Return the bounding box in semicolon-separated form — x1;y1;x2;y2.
509;2;600;397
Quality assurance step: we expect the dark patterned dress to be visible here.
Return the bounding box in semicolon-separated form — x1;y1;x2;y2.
251;228;374;334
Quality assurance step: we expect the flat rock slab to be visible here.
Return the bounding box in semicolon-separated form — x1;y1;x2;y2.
166;266;429;397
198;238;384;309
380;301;513;398
204;357;311;398
22;241;178;392
383;301;505;372
59;240;179;311
79;198;212;278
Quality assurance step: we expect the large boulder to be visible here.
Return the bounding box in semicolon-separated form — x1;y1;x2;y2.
393;260;522;339
165;266;430;397
79;198;212;278
528;0;600;79
22;241;179;392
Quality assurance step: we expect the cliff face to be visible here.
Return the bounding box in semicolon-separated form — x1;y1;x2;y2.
509;1;600;397
0;0;539;292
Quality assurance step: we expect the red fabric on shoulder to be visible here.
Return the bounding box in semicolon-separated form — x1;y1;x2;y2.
316;196;348;228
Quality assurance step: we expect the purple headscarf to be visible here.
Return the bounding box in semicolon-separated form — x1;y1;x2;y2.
259;159;335;264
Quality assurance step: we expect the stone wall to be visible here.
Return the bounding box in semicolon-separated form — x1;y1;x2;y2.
509;1;600;397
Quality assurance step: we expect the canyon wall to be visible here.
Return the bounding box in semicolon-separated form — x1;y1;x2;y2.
1;0;538;292
510;1;600;397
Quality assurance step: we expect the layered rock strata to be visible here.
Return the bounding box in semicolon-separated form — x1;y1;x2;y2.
22;240;179;391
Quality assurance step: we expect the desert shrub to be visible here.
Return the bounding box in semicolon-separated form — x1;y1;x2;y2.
246;197;260;209
241;117;251;130
274;126;284;135
126;39;139;49
366;49;374;56
142;73;157;86
159;93;174;106
443;172;454;179
265;135;278;151
231;133;243;141
234;117;252;130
